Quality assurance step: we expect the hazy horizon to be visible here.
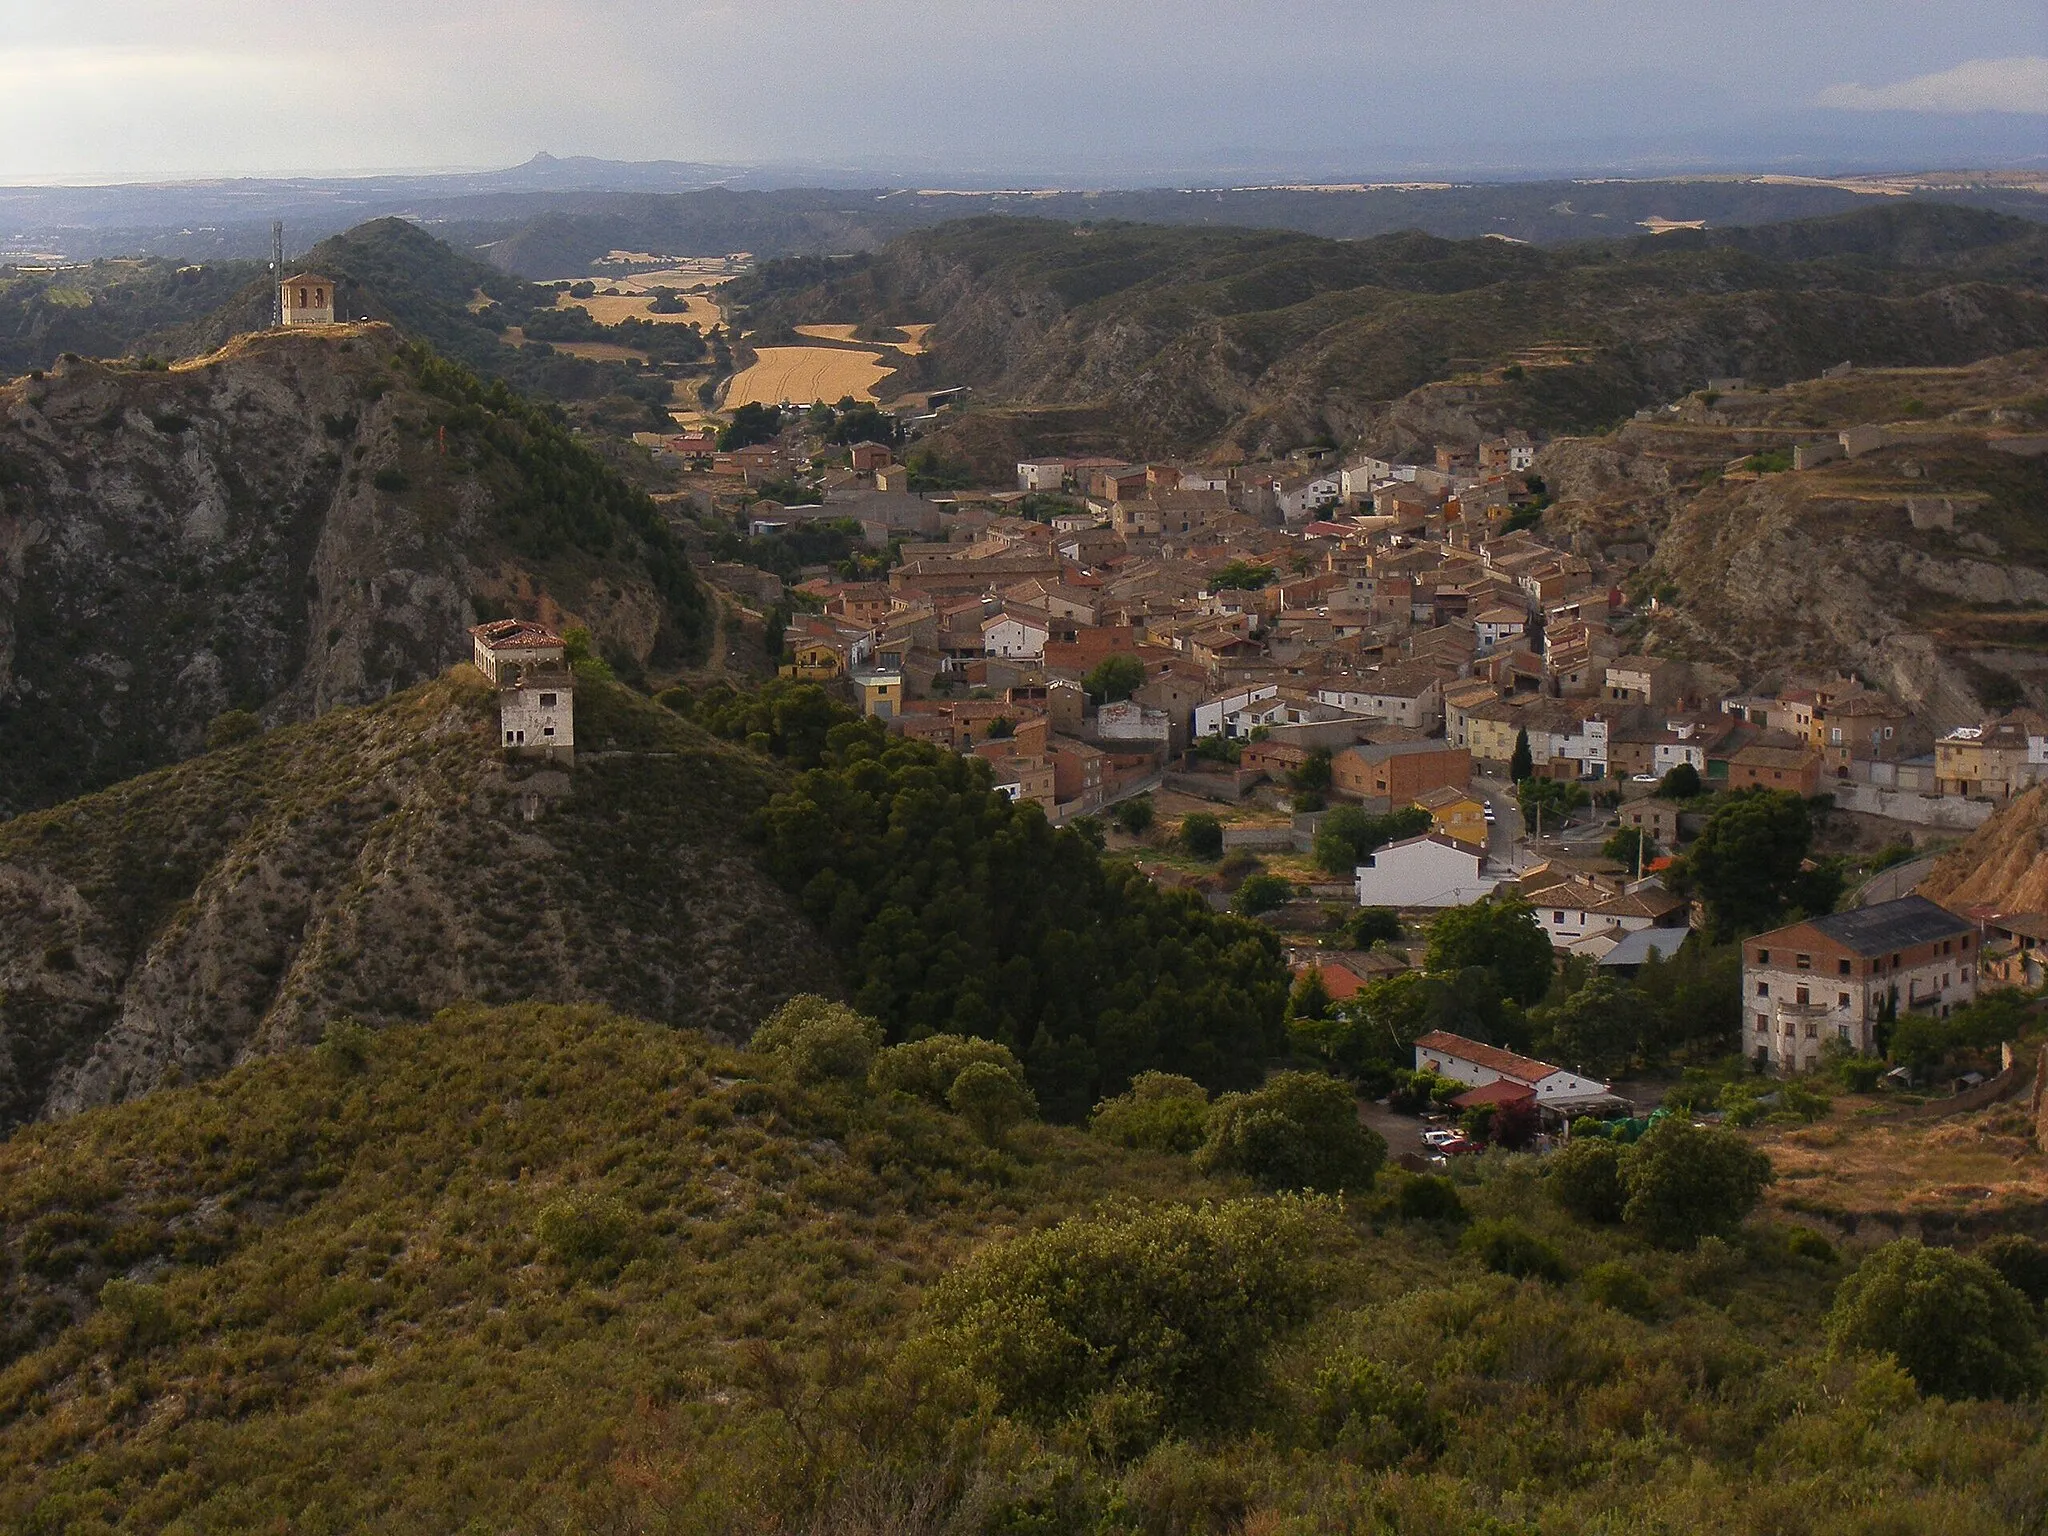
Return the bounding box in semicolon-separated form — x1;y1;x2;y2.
1;2;2042;186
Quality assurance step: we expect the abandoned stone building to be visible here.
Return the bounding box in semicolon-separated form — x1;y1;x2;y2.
470;618;575;764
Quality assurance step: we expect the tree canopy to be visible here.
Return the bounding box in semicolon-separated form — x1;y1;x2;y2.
1620;1119;1773;1248
1828;1239;2044;1401
750;724;1290;1118
1314;806;1431;874
1681;789;1836;938
1194;1072;1385;1194
1425;895;1554;1007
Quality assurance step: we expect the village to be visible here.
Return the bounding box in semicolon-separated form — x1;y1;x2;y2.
593;398;2048;1121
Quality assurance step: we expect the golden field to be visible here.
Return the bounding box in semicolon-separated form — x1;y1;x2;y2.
724;346;895;406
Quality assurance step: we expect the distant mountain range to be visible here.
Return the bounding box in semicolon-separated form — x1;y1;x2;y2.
5;154;2047;269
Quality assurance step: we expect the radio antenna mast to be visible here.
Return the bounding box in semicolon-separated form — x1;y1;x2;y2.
270;222;284;328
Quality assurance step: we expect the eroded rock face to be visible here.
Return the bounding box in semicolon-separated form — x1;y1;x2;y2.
0;325;678;816
0;676;839;1130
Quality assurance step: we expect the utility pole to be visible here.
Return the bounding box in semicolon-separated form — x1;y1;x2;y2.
270;222;284;328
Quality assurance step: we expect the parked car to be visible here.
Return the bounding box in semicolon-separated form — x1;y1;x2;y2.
1632;773;1661;784
1437;1135;1481;1156
1422;1128;1464;1147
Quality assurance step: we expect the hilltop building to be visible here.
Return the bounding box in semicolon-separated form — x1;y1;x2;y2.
471;619;575;765
280;273;337;326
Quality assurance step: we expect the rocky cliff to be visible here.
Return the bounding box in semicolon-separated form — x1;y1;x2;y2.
0;323;706;815
1541;350;2048;724
0;669;836;1130
1921;787;2048;913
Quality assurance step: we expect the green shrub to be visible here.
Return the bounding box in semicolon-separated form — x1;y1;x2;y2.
1179;813;1224;860
1392;1172;1467;1224
1786;1227;1838;1265
1621;1120;1773;1248
1310;1355;1438;1463
1548;1138;1627;1225
871;1033;1024;1104
372;466;410;494
1581;1261;1658;1319
204;709;262;750
948;1060;1038;1143
1460;1219;1568;1281
1827;1239;2044;1401
92;1279;177;1355
751;994;883;1084
1978;1234;2048;1308
1195;1072;1385;1193
1233;873;1294;917
922;1197;1334;1436
1091;1073;1211;1154
536;1192;635;1272
317;1016;375;1075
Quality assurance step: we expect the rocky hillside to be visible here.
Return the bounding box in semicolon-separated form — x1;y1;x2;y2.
730;204;2048;463
1541;350;2048;723
0;667;835;1132
0;322;707;814
1920;787;2048;913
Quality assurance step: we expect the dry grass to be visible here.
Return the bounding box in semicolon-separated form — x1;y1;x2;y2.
896;322;934;355
794;323;861;343
724;346;894;407
1760;1099;2048;1223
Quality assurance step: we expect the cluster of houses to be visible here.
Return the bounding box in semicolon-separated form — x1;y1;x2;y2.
666;427;2041;1079
737;431;2025;840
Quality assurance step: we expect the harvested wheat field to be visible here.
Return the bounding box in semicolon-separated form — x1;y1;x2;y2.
793;322;934;354
725;346;894;407
558;292;722;326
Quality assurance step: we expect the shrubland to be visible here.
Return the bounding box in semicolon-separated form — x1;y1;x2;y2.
4;999;2048;1531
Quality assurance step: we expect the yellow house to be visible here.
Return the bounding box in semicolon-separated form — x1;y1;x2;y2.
1413;785;1488;848
852;668;903;720
784;638;846;681
1465;700;1526;765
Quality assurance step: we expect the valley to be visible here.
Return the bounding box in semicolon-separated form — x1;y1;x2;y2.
8;180;2048;1535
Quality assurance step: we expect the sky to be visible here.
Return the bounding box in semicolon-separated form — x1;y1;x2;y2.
0;1;2043;183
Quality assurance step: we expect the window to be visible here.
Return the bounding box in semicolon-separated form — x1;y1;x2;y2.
1805;1021;1817;1039
542;727;555;738
1961;934;1971;950
1795;953;1811;970
1755;1015;1768;1034
539;693;557;707
1837;993;1850;1008
1838;1024;1852;1043
1838;959;1852;976
505;730;515;744
1756;949;1770;964
1755;982;1769;997
1553;911;1565;924
1795;986;1810;1005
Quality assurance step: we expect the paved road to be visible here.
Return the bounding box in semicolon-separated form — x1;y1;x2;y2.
1472;777;1524;869
1849;852;1941;908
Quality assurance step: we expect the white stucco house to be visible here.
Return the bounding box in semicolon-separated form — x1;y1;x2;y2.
1412;1030;1610;1106
1354;834;1502;908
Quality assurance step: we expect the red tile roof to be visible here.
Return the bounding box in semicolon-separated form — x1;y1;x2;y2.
1451;1079;1536;1108
1413;1030;1566;1087
470;618;563;650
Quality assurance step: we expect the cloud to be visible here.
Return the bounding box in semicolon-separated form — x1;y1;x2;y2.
1817;55;2048;114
